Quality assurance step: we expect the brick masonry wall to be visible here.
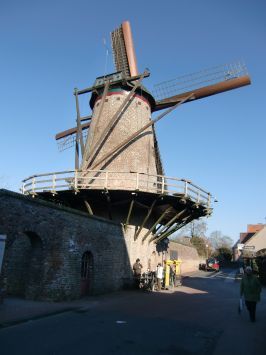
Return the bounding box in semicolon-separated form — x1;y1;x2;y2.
0;189;201;301
123;228;201;274
82;90;157;181
166;241;201;273
123;225;160;272
0;190;130;301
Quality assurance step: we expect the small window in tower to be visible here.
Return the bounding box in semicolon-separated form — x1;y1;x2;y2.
116;97;121;101
96;102;100;107
105;99;109;102
138;101;141;105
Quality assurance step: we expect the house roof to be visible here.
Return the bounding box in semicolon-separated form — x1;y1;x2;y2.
241;233;255;244
245;226;266;251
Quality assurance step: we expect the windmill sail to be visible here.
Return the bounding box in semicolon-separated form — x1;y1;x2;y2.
111;21;138;77
56;128;89;152
153;61;250;111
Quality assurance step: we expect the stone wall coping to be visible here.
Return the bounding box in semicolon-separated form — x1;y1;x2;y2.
0;189;120;227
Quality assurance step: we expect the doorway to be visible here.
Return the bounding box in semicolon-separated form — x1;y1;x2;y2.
7;231;43;299
81;251;93;296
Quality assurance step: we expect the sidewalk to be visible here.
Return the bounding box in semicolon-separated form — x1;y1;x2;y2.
1;298;73;327
0;295;105;328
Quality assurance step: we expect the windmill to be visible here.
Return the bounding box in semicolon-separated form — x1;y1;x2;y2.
23;21;250;247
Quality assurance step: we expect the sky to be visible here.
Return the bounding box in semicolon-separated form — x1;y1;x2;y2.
1;0;265;242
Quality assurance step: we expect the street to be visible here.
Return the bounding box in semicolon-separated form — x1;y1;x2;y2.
1;269;265;355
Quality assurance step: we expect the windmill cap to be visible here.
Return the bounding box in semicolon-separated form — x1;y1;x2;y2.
90;81;156;111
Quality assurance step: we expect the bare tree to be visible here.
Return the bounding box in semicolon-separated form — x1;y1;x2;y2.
209;230;233;249
170;220;208;257
189;220;208;238
0;175;9;189
171;219;207;241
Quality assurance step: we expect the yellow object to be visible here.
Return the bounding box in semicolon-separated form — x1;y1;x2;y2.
164;259;182;288
173;259;182;276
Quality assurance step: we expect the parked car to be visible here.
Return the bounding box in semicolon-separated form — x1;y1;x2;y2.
199;258;220;272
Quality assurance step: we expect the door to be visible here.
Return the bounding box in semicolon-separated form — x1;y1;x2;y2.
81;251;93;296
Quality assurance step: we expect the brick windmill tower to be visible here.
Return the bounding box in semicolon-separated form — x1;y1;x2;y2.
22;21;250;270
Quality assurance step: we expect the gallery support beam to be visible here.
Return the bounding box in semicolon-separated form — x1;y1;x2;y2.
141;207;172;243
134;198;158;240
149;208;187;243
84;200;93;216
125;198;135;227
153;215;194;243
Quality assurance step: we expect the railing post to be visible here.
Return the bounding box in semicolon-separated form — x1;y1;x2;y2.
136;172;139;190
22;182;25;195
208;193;211;208
197;191;200;203
161;176;165;194
52;174;56;191
105;171;108;189
184;180;188;197
74;170;78;190
32;177;36;194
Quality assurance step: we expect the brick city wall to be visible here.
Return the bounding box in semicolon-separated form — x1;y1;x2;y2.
0;189;131;301
0;189;201;301
123;225;161;272
122;228;201;274
167;241;201;273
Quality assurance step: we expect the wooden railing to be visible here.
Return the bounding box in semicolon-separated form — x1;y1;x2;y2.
21;170;212;207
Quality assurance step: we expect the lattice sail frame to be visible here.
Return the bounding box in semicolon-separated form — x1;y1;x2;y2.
111;25;130;77
57;130;88;152
152;61;248;101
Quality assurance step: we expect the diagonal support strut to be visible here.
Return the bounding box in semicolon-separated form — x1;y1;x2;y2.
85;71;148;169
90;93;195;170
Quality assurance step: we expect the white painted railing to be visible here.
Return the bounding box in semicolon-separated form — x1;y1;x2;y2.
21;170;212;207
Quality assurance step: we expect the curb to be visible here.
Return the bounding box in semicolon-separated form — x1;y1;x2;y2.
182;270;217;279
0;307;77;329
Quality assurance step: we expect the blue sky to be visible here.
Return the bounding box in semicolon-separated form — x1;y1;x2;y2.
1;0;265;241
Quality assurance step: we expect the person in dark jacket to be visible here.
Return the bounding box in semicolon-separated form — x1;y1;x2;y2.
133;259;142;288
170;264;176;288
240;266;262;322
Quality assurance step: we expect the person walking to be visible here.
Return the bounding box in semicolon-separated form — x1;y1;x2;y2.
156;263;164;291
240;266;262;322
